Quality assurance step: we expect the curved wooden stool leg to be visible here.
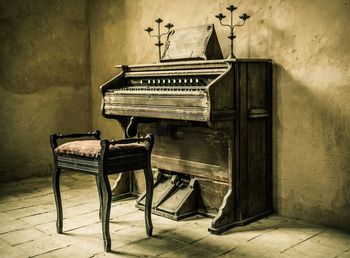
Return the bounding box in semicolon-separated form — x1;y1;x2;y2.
99;173;112;252
52;166;63;234
143;159;154;236
95;176;103;221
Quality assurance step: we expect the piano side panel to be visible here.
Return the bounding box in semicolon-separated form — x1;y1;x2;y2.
208;64;235;115
239;61;273;219
100;70;128;93
248;63;267;109
247;119;268;216
100;69;128;120
197;179;229;216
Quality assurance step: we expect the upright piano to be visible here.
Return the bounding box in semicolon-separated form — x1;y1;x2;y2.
100;24;272;233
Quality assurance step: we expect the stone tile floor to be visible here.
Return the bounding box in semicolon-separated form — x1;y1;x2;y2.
0;172;349;257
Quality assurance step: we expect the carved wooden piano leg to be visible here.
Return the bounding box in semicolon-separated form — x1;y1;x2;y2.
95;176;103;221
143;159;154;236
52;166;63;234
99;172;112;252
209;132;236;234
209;189;235;234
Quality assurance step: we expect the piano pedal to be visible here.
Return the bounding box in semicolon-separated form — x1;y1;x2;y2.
136;172;198;220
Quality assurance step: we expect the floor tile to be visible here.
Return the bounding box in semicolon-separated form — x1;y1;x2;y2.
337;250;350;258
159;244;217;258
118;234;187;256
0;219;32;234
0;227;45;246
309;228;350;250
35;244;95;258
0;195;20;204
158;219;212;244
15;235;70;257
0;200;33;212
0;245;27;258
0;238;12;249
6;204;54;219
192;232;248;255
0;212;17;223
281;240;344;258
21;211;57;225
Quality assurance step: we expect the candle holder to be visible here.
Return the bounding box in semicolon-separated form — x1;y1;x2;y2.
215;5;250;59
145;18;174;60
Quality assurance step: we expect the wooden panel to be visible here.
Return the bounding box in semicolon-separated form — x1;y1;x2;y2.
125;69;225;77
121;59;229;72
57;156;98;174
104;105;209;122
235;61;249;220
208;63;235;112
152;155;227;182
265;61;273;210
139;123;229;182
247;62;267;109
245;61;272;217
237;60;273;220
197;179;229;216
105;93;208;107
247;119;268;216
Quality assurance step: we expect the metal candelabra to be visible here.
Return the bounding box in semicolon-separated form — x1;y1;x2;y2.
215;5;250;59
145;18;174;60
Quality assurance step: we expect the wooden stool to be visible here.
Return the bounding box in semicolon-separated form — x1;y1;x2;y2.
49;130;154;252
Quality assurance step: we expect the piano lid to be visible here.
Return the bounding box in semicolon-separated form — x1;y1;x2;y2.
160;24;223;62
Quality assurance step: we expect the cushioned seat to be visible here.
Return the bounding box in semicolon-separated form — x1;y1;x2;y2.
55;140;147;158
50;130;154;252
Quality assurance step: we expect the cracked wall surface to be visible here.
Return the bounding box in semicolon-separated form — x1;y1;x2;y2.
0;0;91;181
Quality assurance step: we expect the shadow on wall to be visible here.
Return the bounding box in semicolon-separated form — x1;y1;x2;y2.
272;63;350;230
89;0;128;140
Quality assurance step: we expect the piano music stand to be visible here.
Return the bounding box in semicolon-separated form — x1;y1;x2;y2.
49;130;154;252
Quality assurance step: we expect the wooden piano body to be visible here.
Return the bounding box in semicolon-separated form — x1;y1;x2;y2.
100;58;272;233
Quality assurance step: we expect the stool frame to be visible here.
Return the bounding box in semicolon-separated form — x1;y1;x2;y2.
49;130;154;252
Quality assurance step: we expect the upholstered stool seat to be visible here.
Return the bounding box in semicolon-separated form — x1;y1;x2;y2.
50;130;154;252
55;140;147;158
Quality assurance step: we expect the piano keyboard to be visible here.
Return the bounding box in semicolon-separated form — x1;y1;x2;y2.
107;86;207;95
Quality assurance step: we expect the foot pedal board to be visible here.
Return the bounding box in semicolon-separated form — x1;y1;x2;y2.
136;172;198;220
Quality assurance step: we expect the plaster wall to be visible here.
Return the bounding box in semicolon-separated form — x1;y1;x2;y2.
0;0;91;181
89;0;350;230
